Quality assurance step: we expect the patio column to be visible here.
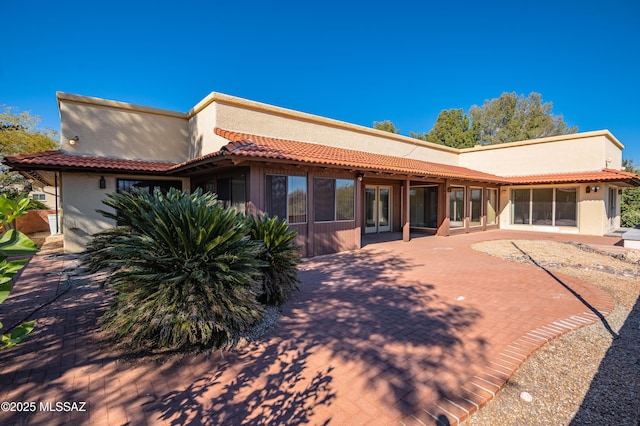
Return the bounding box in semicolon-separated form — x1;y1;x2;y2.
437;180;451;236
403;177;410;242
307;170;315;257
246;165;264;217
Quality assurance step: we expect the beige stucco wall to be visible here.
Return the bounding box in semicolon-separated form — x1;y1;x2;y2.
61;173;189;252
604;139;624;170
578;183;608;235
188;100;227;159
58;92;190;162
189;93;461;165
459;132;624;176
498;183;619;236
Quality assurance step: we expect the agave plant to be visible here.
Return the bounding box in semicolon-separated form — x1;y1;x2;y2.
84;188;266;351
247;214;302;306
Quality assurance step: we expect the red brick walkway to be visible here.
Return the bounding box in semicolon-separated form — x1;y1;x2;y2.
0;230;618;425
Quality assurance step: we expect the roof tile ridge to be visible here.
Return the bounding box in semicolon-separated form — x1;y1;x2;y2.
214;127;509;180
5;149;62;160
503;169;606;178
603;167;638;176
215;127;316;147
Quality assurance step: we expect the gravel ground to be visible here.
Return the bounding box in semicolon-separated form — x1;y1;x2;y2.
466;240;640;426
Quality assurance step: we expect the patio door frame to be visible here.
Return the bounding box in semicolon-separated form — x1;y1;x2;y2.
607;187;617;230
365;185;392;233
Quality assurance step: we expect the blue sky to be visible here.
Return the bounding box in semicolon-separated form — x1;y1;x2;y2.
3;0;640;161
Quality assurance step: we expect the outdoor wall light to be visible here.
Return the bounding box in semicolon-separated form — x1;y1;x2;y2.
593;186;600;193
356;173;364;182
99;176;106;189
586;186;591;193
447;186;452;192
68;136;79;146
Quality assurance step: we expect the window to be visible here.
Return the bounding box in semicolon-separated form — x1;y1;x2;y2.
511;187;578;227
314;178;355;222
486;188;498;225
532;188;553;225
555;188;577;226
470;188;482;226
115;179;183;225
410;186;439;228
217;175;246;212
265;175;307;223
512;189;530;224
31;193;46;201
117;179;182;194
449;187;465;228
336;179;355;220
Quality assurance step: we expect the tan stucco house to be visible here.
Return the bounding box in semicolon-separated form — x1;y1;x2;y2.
4;92;640;255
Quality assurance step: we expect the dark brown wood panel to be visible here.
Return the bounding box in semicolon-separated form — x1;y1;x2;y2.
313;221;359;256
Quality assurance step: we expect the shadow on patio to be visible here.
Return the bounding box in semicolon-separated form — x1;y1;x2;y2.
154;246;487;424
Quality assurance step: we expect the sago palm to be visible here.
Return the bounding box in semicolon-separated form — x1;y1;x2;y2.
84;188;265;351
247;214;302;306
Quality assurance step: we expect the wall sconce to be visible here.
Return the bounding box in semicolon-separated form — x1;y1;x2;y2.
99;176;106;189
356;173;364;182
447;186;452;192
68;136;79;146
593;186;600;193
586;186;591;193
618;189;623;195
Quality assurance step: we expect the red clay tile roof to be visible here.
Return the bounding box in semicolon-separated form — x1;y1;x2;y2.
211;128;508;183
4;135;640;187
4;150;177;173
506;168;640;185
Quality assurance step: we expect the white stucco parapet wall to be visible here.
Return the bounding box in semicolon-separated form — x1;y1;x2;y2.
188;92;461;164
458;131;624;176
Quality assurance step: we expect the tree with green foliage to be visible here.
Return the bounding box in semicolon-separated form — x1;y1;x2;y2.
1;106;59;195
411;108;479;148
0;194;39;349
0;106;58;156
373;120;400;134
410;92;578;148
469;92;577;145
621;159;640;228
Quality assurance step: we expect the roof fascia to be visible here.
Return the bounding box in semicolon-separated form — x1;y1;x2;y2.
459;130;624;152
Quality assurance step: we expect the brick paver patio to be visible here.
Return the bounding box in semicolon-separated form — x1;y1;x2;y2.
0;230;619;425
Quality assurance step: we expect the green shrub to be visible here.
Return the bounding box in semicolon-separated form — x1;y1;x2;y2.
0;194;39;349
0;190;48;211
84;188;266;351
247;214;302;306
621;208;640;228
